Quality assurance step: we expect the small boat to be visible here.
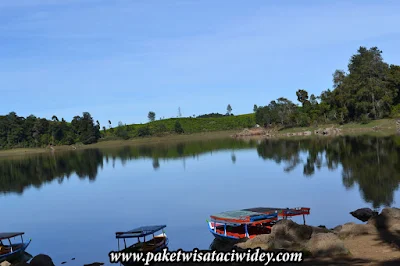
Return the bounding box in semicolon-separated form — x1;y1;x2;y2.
0;232;31;263
207;210;279;242
207;207;311;242
114;225;168;265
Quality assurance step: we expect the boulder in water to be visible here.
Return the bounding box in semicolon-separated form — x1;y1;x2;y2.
350;208;378;222
30;254;55;266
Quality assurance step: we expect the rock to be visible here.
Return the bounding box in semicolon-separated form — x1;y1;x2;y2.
270;219;313;249
311;226;331;235
12;263;29;266
237;219;315;251
336;222;376;238
235;234;271;250
303;131;312;136
30;254;55;266
368;207;400;230
332;225;342;232
350;208;378;222
305;233;349;257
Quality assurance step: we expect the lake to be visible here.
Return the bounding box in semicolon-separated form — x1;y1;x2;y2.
1;135;400;265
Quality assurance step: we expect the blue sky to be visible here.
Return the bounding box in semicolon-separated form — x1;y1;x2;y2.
1;0;400;126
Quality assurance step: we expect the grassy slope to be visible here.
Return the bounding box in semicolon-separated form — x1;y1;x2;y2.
105;113;256;136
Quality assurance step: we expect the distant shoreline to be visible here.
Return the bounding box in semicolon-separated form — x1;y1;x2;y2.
0;119;397;158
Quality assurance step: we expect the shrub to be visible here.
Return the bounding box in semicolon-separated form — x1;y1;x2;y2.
174;121;184;134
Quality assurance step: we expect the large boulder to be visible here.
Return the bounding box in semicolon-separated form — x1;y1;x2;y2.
236;219;329;251
367;207;400;231
30;254;55;266
305;233;349;257
335;222;376;238
350;208;378;222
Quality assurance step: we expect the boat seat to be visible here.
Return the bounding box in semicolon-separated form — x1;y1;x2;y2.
0;246;12;255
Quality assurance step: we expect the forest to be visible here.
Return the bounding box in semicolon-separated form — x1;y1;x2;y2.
0;46;399;150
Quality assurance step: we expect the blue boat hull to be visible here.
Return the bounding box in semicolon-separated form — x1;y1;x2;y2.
0;240;31;263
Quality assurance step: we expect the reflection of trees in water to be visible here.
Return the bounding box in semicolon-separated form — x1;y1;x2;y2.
0;149;103;194
1;136;400;208
257;136;400;208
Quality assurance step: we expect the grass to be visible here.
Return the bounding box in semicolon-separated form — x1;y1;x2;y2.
277;118;396;134
104;113;256;136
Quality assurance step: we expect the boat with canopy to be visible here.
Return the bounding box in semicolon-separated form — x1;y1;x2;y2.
207;210;279;241
207;207;310;242
113;225;168;265
0;232;31;263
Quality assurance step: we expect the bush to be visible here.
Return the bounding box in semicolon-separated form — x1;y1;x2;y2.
360;114;371;124
174;121;184;134
391;104;400;118
137;127;151;137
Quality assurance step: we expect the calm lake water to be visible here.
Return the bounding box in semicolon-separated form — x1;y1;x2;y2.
1;135;400;265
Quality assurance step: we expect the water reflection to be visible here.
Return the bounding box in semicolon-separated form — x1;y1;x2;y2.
1;136;399;208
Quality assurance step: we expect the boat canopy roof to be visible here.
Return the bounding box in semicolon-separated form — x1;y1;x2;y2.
243;207;310;216
115;225;166;239
0;232;24;240
210;210;278;224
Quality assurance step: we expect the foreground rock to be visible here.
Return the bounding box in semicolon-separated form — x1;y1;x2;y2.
350;208;378;222
334;222;377;238
236;219;346;257
367;207;400;231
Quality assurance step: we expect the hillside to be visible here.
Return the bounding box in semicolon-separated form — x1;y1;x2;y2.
102;113;256;140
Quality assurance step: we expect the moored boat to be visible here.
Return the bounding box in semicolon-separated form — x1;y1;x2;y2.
0;232;31;263
207;207;311;242
113;225;168;265
207;210;279;242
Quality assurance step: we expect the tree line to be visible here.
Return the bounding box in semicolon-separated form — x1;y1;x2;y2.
0;112;100;149
255;46;400;127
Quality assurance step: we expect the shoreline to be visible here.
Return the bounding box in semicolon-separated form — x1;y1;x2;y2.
0;119;397;158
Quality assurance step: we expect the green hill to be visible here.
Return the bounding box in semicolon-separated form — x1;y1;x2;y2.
103;113;256;139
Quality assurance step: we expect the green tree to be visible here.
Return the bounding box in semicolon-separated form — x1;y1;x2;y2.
227;104;232;115
174;121;184;134
148;111;156;122
253;104;258;112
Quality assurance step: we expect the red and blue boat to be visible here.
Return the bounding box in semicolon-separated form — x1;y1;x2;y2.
207;207;310;242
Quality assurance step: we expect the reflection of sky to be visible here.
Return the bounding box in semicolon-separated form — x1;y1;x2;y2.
1;149;399;265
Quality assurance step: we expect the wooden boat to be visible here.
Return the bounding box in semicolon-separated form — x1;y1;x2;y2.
0;232;31;263
207;210;279;242
115;225;168;265
207;207;311;242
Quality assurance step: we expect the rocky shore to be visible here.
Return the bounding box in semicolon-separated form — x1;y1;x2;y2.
2;208;399;266
232;126;342;139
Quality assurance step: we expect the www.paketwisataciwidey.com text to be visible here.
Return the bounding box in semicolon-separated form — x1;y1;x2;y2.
109;248;303;265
